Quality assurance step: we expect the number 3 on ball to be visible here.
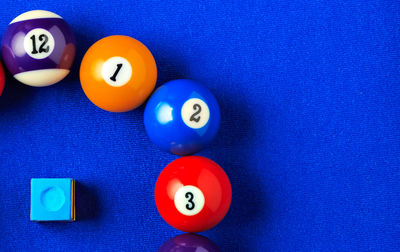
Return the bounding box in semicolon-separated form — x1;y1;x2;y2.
174;185;205;216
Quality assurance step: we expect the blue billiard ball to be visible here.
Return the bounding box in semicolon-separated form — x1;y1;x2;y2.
144;79;220;155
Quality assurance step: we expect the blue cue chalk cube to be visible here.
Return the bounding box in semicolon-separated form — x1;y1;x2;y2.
31;178;75;221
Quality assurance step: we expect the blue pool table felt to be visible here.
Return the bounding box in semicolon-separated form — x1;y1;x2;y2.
0;1;399;251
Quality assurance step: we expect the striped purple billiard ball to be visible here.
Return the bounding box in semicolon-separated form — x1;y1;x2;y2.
1;10;76;87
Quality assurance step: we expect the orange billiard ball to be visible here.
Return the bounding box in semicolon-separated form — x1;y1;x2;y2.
80;35;157;112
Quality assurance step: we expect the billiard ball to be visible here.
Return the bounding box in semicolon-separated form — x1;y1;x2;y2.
1;10;76;87
155;156;231;233
0;62;5;96
144;79;220;155
80;35;157;112
159;233;222;252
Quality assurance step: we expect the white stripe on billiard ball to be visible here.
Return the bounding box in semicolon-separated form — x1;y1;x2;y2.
14;69;70;87
10;10;62;24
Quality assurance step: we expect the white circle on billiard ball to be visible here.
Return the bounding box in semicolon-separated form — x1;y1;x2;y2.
174;185;205;216
102;56;132;87
24;28;55;59
181;98;210;129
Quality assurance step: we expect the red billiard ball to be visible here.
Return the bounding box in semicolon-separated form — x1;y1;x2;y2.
155;156;232;233
0;62;4;96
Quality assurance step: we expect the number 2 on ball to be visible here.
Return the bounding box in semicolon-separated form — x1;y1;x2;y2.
190;104;202;122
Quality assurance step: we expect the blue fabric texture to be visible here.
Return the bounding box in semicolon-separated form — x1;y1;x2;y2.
0;1;399;251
